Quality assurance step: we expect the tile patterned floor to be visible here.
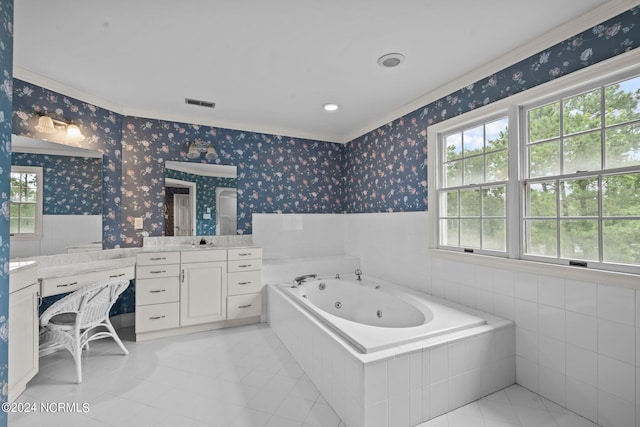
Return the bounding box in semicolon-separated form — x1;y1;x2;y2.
10;324;598;427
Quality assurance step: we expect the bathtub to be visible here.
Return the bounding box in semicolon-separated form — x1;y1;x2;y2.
282;276;486;353
268;273;516;427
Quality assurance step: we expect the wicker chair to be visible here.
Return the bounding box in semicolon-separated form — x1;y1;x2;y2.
39;278;130;383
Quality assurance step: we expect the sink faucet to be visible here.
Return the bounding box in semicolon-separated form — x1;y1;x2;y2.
292;274;317;288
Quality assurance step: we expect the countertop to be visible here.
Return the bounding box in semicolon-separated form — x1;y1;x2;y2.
9;260;38;273
9;260;38;293
37;257;137;280
138;244;261;252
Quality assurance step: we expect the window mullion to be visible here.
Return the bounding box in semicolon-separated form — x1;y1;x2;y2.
507;105;521;259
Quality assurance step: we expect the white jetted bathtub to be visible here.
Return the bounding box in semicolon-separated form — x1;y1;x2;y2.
268;273;515;427
282;276;486;353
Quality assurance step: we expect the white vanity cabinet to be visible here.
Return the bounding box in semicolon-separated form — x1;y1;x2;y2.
180;250;227;326
135;251;181;333
135;246;262;341
8;263;39;403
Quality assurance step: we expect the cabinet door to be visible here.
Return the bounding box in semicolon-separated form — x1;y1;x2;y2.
180;261;227;326
8;284;38;402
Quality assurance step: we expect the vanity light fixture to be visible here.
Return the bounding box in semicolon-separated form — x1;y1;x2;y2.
34;115;86;142
187;140;218;161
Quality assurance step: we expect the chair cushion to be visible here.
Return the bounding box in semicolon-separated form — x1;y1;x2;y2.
49;312;77;326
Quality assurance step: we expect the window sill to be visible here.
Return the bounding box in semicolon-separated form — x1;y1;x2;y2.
427;248;640;290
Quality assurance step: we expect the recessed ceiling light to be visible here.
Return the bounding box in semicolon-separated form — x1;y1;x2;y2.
377;53;405;68
323;103;339;112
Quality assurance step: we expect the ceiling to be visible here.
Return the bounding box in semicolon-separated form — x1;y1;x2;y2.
13;0;621;144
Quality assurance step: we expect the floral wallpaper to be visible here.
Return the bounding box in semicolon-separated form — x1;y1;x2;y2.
344;117;427;212
165;168;237;235
11;80;122;248
12;153;102;215
121;116;345;246
344;6;639;212
0;1;11;423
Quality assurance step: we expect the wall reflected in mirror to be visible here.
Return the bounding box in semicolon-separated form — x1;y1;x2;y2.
10;135;103;258
164;161;238;236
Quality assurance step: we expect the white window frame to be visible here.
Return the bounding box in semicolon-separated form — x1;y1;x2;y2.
10;166;43;240
435;111;514;257
427;49;640;286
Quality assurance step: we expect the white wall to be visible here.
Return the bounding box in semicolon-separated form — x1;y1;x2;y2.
252;213;359;285
343;211;638;427
254;211;639;426
10;215;102;258
253;212;640;427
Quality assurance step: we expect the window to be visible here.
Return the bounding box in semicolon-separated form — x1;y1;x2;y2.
10;166;43;238
430;62;640;275
524;75;640;269
438;117;509;253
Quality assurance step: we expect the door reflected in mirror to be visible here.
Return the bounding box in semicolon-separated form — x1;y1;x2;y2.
164;161;238;236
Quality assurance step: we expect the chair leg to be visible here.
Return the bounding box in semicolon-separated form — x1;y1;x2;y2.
104;319;129;355
74;343;83;384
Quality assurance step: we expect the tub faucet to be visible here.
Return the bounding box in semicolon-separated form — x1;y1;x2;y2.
355;269;363;280
292;274;317;288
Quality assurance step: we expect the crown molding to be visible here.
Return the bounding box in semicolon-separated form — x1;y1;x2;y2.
13;66;125;114
120;108;345;144
13;67;346;144
342;0;640;143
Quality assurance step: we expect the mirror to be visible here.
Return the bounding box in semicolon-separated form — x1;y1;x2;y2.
164;161;238;236
10;135;103;257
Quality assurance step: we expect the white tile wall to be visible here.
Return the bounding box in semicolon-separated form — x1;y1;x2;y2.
256;211;640;427
10;214;101;257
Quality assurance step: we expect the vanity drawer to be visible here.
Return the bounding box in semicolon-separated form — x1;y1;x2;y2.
227;293;262;320
40;266;135;298
228;271;262;295
135;302;180;332
136;252;181;266
228;259;262;273
136;264;180;279
228;248;262;261
181;249;227;264
136;278;180;305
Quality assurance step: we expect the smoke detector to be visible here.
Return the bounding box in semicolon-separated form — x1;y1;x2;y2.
377;53;405;68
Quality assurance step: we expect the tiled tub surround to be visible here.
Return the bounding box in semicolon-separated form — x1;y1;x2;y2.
267;282;516;427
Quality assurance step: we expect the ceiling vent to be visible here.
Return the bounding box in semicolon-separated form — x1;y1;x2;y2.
185;98;216;109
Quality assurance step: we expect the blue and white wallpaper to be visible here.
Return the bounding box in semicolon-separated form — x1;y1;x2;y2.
121;117;345;245
0;1;11;424
12;153;102;215
165;168;237;235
